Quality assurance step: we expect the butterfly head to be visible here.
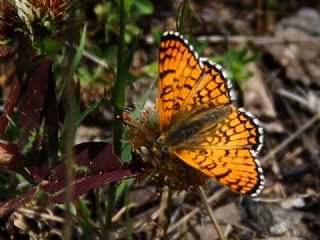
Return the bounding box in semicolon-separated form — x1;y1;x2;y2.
125;107;207;190
155;135;170;153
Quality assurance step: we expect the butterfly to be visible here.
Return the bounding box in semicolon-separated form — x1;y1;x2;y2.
128;31;264;197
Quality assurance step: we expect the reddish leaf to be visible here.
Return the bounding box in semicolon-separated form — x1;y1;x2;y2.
0;143;140;216
15;59;59;180
49;142;125;181
17;60;51;151
42;142;140;203
43;167;137;203
0;11;35;136
0;187;37;217
0;80;22;137
43;76;59;165
0;16;20;136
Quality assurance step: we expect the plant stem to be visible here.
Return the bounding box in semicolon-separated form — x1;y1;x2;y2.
177;0;190;33
62;49;77;240
164;187;173;236
125;184;132;240
112;0;125;155
106;0;126;236
198;187;226;240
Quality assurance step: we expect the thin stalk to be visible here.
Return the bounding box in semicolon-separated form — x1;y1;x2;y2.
177;0;190;33
62;6;80;238
106;0;126;235
198;187;226;240
112;0;126;156
164;187;173;236
62;49;77;240
125;184;132;240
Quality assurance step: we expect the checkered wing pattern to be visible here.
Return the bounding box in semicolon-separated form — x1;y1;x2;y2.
158;31;264;196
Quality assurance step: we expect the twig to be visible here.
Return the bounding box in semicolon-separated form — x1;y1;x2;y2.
69;35;320;70
278;88;320;114
261;112;320;164
62;44;78;240
196;35;320;45
114;217;156;239
155;187;171;238
167;188;227;234
142;34;320;46
224;224;232;239
74;44;109;69
16;208;65;223
111;203;139;223
65;42;110;70
254;193;320;203
198;187;226;240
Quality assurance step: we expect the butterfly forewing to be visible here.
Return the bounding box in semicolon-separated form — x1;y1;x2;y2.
182;60;233;111
158;32;203;131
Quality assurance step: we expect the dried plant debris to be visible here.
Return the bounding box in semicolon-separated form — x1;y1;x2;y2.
265;9;320;87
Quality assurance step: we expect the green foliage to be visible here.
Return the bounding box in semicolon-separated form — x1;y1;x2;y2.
121;74;157;162
266;0;281;9
152;30;163;47
77;198;102;237
60;80;105;152
22;125;42;156
70;25;87;76
75;90;106;127
77;66;104;86
37;38;64;56
212;46;261;88
77;0;154;90
133;74;157;119
94;0;153;43
5;116;20;141
177;0;192;34
0;171;21;201
194;41;209;55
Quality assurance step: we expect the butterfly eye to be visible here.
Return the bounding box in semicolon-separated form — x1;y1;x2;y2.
161;146;169;152
156;136;164;146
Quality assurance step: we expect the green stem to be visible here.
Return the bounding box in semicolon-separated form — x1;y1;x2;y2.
106;0;126;235
125;184;132;240
112;0;126;154
62;49;77;240
177;0;190;33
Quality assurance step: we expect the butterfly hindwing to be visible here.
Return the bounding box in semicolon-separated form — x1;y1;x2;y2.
174;148;264;196
173;108;264;196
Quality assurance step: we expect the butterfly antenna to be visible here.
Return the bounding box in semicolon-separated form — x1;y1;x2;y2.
124;106;133;112
119;113;149;132
124;98;137;112
120;139;129;144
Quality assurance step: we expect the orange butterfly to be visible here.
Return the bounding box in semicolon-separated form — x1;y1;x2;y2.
128;31;264;196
